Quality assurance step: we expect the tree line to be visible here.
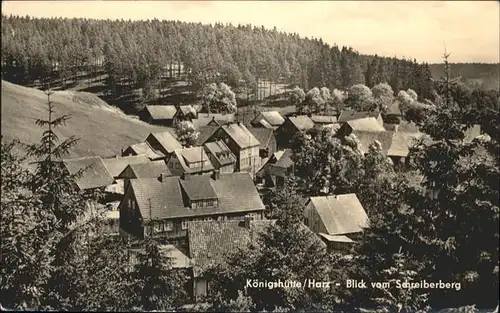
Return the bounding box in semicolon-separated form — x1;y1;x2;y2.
1;14;434;113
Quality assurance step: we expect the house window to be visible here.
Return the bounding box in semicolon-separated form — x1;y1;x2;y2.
168;162;173;168
304;217;309;226
181;220;188;230
153;223;162;233
128;198;132;208
203;217;213;222
131;201;135;210
165;221;173;231
206;199;215;207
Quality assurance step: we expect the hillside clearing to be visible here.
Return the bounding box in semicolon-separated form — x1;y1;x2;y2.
1;80;173;160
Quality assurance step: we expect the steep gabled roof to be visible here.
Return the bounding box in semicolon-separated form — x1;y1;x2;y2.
346;117;386;132
128;172;265;220
308;194;369;235
247;127;274;150
63;156;114;190
338;110;380;123
221;123;260;149
144;105;177;120
148;131;182;154
204;140;236;166
125;142;165;159
288;115;315;131
387;132;423;157
196;126;220;146
118;160;171;179
102;155;150;177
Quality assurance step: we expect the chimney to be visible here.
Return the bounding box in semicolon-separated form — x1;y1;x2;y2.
211;169;220;180
121;148;124;156
158;173;168;182
244;215;254;229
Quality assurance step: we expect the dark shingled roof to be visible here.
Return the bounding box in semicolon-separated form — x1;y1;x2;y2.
118;160;171;179
247;127;274;150
204;140;236;166
145;105;177;120
307;194;369;235
129;172;265;220
288;115;315;131
267;149;294;177
148;131;183;154
338;110;380;123
187;219;325;276
64;156;114;190
196;126;220;146
180;175;218;201
102;155;150;177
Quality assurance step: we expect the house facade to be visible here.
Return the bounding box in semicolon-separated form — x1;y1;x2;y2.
247;127;277;160
206;122;261;177
119;171;266;246
275;115;314;150
203;140;236;173
167;147;215;176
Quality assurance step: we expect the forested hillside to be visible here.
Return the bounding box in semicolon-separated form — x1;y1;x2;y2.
429;63;500;91
1;14;434;113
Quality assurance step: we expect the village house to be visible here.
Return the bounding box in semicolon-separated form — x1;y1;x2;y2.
250;111;285;129
195;125;220;146
177;104;198;122
337;117;393;154
203;140;236;173
383;101;403;125
102;155;151;203
117;160;172;191
205;122;261;177
121;142;166;160
145;131;183;159
186;219;325;300
192;113;235;128
63;156;116;214
275;115;315;150
256;149;294;190
167;146;215;176
303;194;369;252
138;105;179;127
103;155;151;179
247;127;277;159
337;109;384;126
118;171;266;246
386;132;423;169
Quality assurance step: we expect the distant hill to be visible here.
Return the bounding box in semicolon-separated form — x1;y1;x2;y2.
1;80;172;159
429;63;500;91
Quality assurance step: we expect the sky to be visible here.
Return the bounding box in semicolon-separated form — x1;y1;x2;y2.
2;1;499;64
